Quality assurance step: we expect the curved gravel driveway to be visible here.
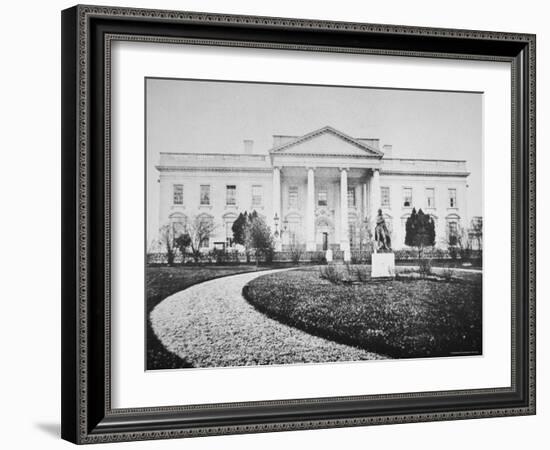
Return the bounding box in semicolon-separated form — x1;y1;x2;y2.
150;269;385;368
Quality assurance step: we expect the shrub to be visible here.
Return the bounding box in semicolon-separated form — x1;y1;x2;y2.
227;250;240;263
290;246;303;264
264;247;274;264
448;246;459;260
212;249;226;265
394;249;414;261
459;246;472;261
350;251;369;264
319;264;341;284
341;263;354;284
418;258;432;277
441;268;454;281
311;253;327;265
356;265;370;282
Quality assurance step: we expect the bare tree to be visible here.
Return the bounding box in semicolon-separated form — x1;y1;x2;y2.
469;217;483;252
356;215;373;254
445;221;472;261
158;223;176;266
187;215;217;262
288;236;304;264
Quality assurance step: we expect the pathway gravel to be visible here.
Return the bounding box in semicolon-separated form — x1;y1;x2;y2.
150;269;385;368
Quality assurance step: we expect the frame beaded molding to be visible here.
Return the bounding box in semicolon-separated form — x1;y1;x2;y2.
72;4;535;444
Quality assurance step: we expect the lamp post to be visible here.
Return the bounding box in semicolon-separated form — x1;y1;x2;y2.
273;213;281;251
273;213;280;238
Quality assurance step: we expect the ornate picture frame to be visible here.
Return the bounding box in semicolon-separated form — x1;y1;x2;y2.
61;5;535;444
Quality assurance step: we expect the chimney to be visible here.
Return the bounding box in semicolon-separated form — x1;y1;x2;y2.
243;139;254;154
382;144;393;158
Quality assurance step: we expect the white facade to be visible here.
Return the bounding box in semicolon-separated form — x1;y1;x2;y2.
156;126;470;251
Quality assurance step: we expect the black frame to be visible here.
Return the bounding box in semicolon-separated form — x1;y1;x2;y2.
61;4;536;444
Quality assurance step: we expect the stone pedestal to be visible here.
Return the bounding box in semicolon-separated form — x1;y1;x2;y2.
371;252;395;278
325;249;333;262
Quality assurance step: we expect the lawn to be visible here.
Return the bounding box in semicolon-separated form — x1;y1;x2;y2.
244;267;482;359
146;265;269;370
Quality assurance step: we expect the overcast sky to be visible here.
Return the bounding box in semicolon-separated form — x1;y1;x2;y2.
146;78;483;238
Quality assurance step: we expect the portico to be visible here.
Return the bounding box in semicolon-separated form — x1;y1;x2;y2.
270;126;384;252
272;166;381;252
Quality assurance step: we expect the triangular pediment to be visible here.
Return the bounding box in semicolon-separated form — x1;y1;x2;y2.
269;126;382;157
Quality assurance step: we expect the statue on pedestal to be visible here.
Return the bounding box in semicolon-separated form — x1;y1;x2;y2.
374;209;392;252
372;209;395;278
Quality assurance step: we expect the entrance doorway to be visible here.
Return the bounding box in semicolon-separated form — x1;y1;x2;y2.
322;232;329;251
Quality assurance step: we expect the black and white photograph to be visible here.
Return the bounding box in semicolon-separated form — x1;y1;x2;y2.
145;78;483;370
1;0;543;446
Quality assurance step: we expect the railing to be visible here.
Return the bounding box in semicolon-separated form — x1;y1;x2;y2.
159;153;268;164
381;158;468;173
147;248;482;266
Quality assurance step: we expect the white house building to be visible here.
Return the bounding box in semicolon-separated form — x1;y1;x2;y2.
156;126;470;252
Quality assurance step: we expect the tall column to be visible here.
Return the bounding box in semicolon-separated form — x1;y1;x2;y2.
362;183;368;220
306;168;316;251
340;168;350;253
370;169;381;234
272;167;282;251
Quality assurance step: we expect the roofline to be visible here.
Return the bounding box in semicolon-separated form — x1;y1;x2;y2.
271;153;382;159
158;153;467;164
383;157;467;163
159;151;267;157
156;166;272;173
268;125;384;156
381;170;470;177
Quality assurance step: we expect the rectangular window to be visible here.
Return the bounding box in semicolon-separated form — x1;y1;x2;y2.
200;185;211;206
173;184;183;205
288;186;299;209
403;187;412;207
381;186;390;208
426;188;435;208
318;188;328;206
449;188;457;208
252;185;263;207
347;187;356;208
226;185;236;206
199;217;213;248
